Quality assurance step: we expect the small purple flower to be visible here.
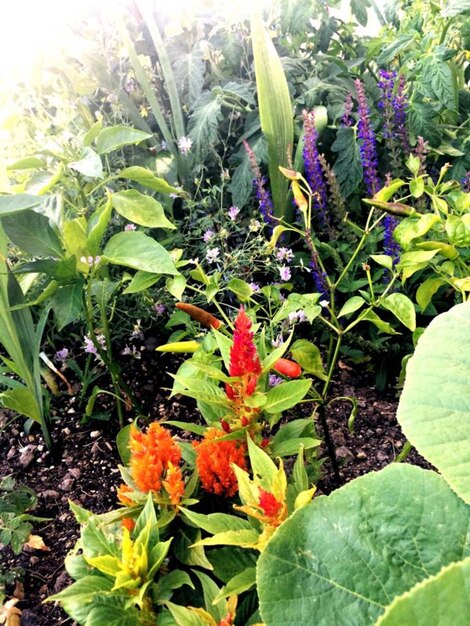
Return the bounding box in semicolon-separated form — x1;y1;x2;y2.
206;247;220;264
154;303;166;316
276;247;294;263
355;79;380;196
272;333;284;348
55;348;69;362
125;223;137;231
249;282;260;292
279;266;291;281
269;374;283;387
203;229;215;243
83;336;98;355
288;310;307;325
178;136;193;155
462;171;470;192
121;345;142;359
131;320;143;340
227;206;240;221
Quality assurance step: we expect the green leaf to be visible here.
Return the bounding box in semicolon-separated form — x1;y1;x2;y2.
47;575;113;603
271;437;321;457
251;11;293;219
290;339;327;380
264;379;312;414
51;281;84;330
94;126;153;154
397;303;470;504
166;275;187;300
208;547;258;583
116;424;132;465
214;567;257;602
351;0;371;26
374;556;470;626
102;231;178;274
87;197;113;256
257;465;470;626
0;387;40;423
227;278;253;302
338;296;366;318
361;310;400;335
117;167;182;195
195;529;260;548
416;277;446;311
165;601;209;626
85;604;141;626
394;215;441;249
0;194;41;216
181;508;252;534
111;189;175;229
421;56;457;111
7;157;46;170
68;147;103;178
380;293;416;331
247;436;278;486
373;179;405;202
122;270;161;294
2;210;62;257
445;214;470;247
332;127;363;198
370;255;394;271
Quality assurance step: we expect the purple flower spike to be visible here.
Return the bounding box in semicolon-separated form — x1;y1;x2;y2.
243;140;274;227
383;215;400;266
355;79;380;197
302;110;328;225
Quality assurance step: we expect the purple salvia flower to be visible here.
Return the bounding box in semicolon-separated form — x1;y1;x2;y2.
355;79;380;197
243;140;274;226
342;92;354;127
302;110;328;225
462;171;470;192
309;256;328;297
393;74;410;156
383;215;400;266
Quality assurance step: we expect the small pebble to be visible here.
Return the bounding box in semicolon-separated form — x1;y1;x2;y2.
90;430;101;439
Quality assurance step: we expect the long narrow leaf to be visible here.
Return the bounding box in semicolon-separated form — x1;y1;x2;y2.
251;11;293;221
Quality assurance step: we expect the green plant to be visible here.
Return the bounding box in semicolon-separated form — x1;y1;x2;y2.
256;301;470;625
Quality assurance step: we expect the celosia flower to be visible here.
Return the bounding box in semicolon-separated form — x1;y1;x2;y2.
117;483;135;507
193;427;247;497
162;462;185;506
354;79;380;196
129;423;181;494
226;307;261;399
122;518;136;532
258;488;284;524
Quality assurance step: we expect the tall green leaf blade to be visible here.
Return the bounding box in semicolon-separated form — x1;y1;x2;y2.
374;557;470;626
257;465;470;626
251;11;293;220
397;302;470;504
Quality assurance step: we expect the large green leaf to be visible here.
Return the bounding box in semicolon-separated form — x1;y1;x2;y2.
94;125;153;154
50;281;84;330
0;194;41;216
264;380;312;414
374;556;470;626
2;210;62;257
251;11;293;220
257;465;470;626
397;302;470;504
117;167;182;195
111;189;175;229
102;231;178;275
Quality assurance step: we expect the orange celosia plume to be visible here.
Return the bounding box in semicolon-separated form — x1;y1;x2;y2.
129;423;184;505
226;307;261;400
193;427;247;497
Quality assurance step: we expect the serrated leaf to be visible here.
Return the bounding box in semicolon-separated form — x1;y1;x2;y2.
188;91;223;159
332;127;363;198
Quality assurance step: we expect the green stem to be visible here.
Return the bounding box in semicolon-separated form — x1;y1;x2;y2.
394;441;412;462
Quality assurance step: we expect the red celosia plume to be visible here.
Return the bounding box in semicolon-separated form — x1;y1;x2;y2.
226;307;261;399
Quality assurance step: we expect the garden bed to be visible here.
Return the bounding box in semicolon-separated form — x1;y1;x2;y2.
0;347;430;625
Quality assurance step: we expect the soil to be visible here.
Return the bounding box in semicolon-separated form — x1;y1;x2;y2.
0;343;431;626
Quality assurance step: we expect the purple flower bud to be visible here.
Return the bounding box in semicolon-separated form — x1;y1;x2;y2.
302;110;328;225
355;79;380;197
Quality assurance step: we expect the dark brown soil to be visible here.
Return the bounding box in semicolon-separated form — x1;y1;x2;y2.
0;346;430;625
